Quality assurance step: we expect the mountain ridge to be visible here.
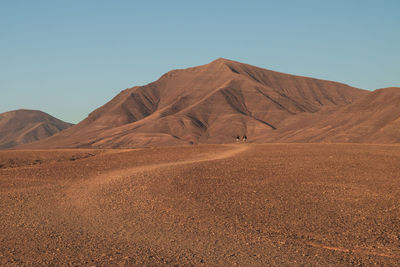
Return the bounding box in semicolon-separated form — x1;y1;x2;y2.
20;58;400;148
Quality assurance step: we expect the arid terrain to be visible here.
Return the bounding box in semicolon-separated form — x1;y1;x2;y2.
1;144;399;265
0;110;73;149
21;59;400;149
3;59;399;150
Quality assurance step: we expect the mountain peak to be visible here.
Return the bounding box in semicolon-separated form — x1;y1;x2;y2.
210;57;231;63
208;58;240;67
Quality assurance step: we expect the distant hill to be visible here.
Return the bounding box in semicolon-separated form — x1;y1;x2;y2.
25;58;378;148
0;109;73;149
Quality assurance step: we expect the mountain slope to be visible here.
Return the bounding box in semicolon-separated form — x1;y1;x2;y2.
272;87;400;143
24;58;368;148
0;109;73;149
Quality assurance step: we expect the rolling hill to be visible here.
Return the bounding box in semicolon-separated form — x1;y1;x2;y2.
0;109;73;149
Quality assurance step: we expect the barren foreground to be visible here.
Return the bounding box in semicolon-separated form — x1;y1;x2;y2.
1;144;399;265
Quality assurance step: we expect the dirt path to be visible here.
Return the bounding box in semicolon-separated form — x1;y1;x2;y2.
306;242;400;259
65;144;249;210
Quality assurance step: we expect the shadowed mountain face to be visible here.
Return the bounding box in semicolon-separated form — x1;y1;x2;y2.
24;58;399;148
0;110;73;149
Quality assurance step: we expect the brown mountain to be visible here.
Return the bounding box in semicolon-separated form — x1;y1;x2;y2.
271;87;400;143
0;109;73;149
25;58;372;148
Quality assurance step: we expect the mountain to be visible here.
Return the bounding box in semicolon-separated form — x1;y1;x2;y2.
0;109;73;149
272;87;400;143
24;58;371;148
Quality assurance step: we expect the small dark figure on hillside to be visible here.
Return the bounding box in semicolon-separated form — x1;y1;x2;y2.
243;135;247;143
236;136;240;143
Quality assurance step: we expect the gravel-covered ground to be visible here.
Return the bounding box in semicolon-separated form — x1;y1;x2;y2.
1;144;399;266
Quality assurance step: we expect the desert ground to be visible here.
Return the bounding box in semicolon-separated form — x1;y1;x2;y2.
1;144;399;265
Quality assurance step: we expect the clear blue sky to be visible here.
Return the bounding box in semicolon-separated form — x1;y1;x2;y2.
1;0;399;123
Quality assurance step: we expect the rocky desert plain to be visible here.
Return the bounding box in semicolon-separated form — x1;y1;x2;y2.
1;59;400;265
